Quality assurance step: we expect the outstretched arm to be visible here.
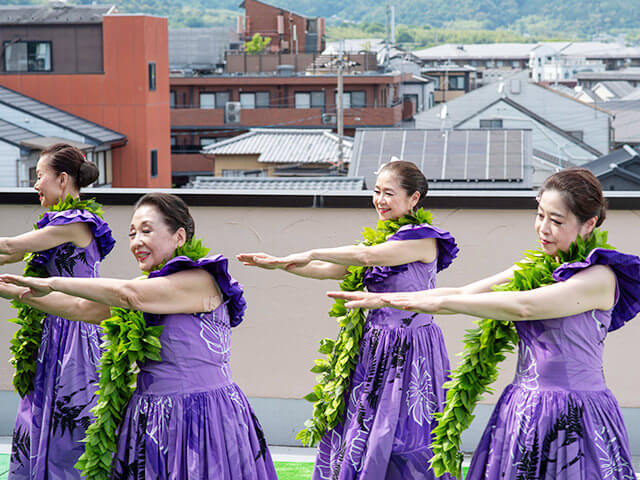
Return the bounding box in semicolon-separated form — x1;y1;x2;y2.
237;253;348;280
380;265;615;321
0;223;93;257
0;280;110;324
239;237;437;274
1;268;221;315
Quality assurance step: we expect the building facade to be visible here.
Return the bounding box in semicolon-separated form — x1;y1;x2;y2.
0;4;171;187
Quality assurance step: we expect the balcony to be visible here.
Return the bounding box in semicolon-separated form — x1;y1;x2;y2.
170;103;404;128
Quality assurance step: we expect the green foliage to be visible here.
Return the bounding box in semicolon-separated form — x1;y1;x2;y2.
76;238;210;479
9;195;105;398
244;33;271;54
297;208;434;447
429;229;614;478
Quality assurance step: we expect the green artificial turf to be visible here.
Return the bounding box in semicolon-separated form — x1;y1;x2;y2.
0;454;468;479
275;461;468;479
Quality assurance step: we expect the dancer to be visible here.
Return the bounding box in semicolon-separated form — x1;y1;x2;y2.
330;168;639;479
238;161;459;479
0;143;115;479
2;193;277;479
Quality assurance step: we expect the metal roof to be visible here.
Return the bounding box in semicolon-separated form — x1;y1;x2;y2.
187;176;365;191
578;69;640;81
0;4;116;24
349;128;533;190
0;85;125;146
596;100;640;143
595;81;636;99
0;119;39;146
414;43;535;61
202;128;353;164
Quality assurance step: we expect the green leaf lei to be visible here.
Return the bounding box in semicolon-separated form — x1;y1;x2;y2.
429;229;614;479
296;208;434;446
8;195;106;398
76;238;210;480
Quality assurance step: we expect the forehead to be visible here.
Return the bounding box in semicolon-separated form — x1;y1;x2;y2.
538;189;569;214
130;204;162;226
36;155;52;171
375;169;401;189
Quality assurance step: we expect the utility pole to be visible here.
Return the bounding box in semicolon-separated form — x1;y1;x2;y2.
337;39;344;169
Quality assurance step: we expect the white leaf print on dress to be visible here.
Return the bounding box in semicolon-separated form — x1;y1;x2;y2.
315;429;343;480
199;312;230;355
406;357;436;426
515;344;539;391
594;426;635;479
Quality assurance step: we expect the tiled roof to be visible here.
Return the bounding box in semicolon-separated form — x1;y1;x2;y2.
596;81;636;99
583;145;639;177
187;176;365;191
0;4;116;24
202;129;353;164
414;43;535;60
0;85;125;145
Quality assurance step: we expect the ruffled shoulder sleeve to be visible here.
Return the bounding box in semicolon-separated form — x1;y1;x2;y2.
553;248;640;332
148;254;247;327
388;223;459;272
37;209;115;260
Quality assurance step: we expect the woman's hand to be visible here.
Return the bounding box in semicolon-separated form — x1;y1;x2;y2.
237;251;313;270
380;291;441;314
0;274;54;298
236;253;282;270
327;291;388;309
0;280;30;300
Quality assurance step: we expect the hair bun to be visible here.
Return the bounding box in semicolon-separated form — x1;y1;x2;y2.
78;161;99;187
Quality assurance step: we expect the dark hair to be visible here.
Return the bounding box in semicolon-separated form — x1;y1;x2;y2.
539;168;607;227
40;143;99;188
378;160;429;207
134;193;195;241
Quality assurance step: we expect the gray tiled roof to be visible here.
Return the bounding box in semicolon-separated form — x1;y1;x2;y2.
187;176;365;191
583;145;639;177
0;85;125;145
414;43;535;60
0;4;115;24
0;119;39;146
202;128;353;164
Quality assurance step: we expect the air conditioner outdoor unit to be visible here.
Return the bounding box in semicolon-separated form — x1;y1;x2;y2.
225;102;241;124
322;113;337;125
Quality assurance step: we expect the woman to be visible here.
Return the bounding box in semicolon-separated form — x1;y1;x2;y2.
331;168;639;479
0;143;115;479
238;161;459;479
2;193;277;479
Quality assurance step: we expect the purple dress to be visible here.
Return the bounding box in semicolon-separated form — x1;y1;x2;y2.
467;249;640;480
313;223;459;480
112;255;277;479
10;209;115;480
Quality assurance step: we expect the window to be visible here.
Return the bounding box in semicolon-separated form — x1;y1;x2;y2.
200;92;230;109
240;92;269;109
170;91;176;108
222;169;267;177
4;41;51;72
150;150;158;177
200;138;217;147
335;91;366;109
448;76;466;90
148;62;156;91
295;91;325;109
479;119;503;128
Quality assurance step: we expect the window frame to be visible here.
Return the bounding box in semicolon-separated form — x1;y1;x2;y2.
3;41;52;72
148;62;157;91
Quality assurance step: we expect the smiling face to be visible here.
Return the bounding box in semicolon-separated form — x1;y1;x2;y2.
129;205;186;272
33;155;66;207
372;170;420;221
535;189;596;256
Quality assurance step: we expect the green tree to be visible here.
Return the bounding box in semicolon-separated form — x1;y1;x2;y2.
244;33;271;54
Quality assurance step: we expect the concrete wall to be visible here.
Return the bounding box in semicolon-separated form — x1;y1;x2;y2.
0;195;639;451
